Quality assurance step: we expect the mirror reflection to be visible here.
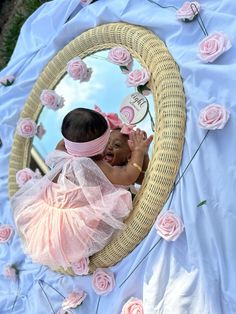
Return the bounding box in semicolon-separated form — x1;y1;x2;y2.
31;50;155;174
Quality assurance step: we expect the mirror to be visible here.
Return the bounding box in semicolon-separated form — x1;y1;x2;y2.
9;23;186;273
31;50;155;173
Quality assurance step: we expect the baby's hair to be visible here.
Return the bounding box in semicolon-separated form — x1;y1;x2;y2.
62;108;108;143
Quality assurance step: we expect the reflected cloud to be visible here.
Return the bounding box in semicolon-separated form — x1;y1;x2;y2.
55;75;105;116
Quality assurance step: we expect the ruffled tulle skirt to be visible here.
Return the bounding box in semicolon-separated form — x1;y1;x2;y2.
11;151;132;269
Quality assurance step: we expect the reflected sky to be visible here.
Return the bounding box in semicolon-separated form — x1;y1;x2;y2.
33;50;155;159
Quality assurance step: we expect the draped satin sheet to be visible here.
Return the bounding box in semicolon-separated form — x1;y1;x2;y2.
0;0;236;313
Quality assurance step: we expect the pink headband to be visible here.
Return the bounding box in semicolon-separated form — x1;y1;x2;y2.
94;105;135;135
64;127;110;157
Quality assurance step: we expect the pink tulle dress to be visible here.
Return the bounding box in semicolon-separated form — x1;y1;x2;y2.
11;150;132;269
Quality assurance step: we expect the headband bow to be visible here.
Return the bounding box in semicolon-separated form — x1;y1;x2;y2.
94;105;122;129
94;105;135;135
120;124;135;135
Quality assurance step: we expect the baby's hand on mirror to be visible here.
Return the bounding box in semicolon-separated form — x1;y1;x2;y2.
128;129;153;154
140;129;147;140
56;139;66;152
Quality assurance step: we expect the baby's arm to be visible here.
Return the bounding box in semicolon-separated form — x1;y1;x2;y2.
135;129;151;184
135;153;149;185
55;139;66;152
98;129;153;186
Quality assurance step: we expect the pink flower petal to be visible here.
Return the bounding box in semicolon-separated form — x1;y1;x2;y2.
155;211;184;241
0;225;14;243
92;268;115;296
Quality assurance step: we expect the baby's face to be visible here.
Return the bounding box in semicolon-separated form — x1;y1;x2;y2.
103;129;131;166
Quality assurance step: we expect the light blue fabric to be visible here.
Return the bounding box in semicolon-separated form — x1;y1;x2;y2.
1;0;236;313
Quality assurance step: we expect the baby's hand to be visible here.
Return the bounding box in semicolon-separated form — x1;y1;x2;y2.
128;129;153;154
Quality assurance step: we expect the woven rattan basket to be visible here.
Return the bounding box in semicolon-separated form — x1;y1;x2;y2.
8;22;186;274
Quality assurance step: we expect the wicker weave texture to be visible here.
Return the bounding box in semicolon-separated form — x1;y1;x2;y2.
8;23;186;273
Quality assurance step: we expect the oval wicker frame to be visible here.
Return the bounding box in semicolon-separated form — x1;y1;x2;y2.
8;23;186;273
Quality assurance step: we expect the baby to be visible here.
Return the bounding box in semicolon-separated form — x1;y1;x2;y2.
103;128;150;185
13;107;152;269
56;127;150;185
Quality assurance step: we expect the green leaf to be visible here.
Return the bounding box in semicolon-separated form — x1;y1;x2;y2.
119;65;129;73
197;200;207;207
137;85;142;94
0;0;48;70
137;83;151;95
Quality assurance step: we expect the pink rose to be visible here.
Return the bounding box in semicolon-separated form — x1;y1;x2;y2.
126;68;150;87
155;211;184;241
121;297;144;314
108;47;133;68
16;118;37;138
92;268;115;296
71;257;89;275
36;123;46;139
0;225;14;243
0;74;15;86
67;57;92;82
16;168;42;187
198;32;232;63
80;0;93;6
40;90;64;110
4;265;17;281
198;104;230;130
62;291;87;311
176;1;200;21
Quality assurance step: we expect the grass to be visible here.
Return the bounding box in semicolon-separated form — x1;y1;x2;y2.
0;0;48;70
